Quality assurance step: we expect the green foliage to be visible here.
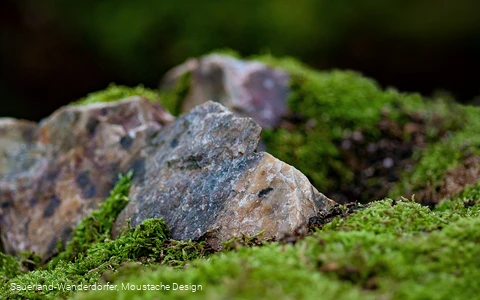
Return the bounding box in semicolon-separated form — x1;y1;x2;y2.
50;171;133;266
74;84;161;105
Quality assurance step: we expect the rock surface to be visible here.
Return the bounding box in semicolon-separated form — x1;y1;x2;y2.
1;97;334;257
114;101;334;249
0;97;174;256
161;54;290;128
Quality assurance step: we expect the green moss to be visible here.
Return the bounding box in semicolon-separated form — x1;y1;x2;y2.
3;176;480;300
0;217;211;299
257;55;420;192
255;55;478;201
71;195;480;300
73;84;161;105
160;71;191;116
0;252;22;281
391;105;480;199
0;170;210;299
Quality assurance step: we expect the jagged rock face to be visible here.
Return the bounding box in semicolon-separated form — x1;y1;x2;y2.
114;101;334;249
0;97;174;256
1;98;334;257
161;54;290;128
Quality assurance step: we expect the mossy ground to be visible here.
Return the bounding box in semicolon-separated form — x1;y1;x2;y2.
255;55;474;204
1;53;480;299
69;188;480;299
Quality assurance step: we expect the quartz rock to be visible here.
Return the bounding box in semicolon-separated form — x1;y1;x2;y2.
0;97;174;256
114;101;334;249
161;54;290;128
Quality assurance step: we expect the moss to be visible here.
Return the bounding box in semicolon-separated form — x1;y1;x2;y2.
256;56;422;194
0;171;210;299
71;194;480;300
390;105;480;199
0;217;211;299
0;252;22;281
160;71;191;116
73;84;161;105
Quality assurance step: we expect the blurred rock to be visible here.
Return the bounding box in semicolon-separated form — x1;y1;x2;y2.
0;118;37;176
0;97;174;256
161;54;290;128
114;101;334;249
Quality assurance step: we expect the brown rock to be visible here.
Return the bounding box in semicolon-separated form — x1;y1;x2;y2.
0;97;173;256
161;54;290;128
114;101;334;249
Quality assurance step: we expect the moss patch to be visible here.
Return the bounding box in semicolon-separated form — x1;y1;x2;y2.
69;189;480;300
256;55;467;203
73;84;161;105
390;105;480;205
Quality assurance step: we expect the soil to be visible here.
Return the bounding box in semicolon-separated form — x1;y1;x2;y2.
327;110;442;204
414;154;480;208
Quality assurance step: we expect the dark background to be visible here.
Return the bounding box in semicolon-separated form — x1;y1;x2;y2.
1;0;479;121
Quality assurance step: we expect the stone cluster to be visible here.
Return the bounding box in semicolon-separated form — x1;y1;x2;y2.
0;98;334;257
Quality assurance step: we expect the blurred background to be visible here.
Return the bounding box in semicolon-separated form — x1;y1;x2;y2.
1;0;479;121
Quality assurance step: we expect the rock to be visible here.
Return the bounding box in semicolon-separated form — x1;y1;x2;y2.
1;97;334;257
0;97;174;256
114;101;334;249
161;54;290;128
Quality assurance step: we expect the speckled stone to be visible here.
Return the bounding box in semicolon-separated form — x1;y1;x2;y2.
0;97;174;257
161;54;290;128
1;98;334;257
113;101;334;249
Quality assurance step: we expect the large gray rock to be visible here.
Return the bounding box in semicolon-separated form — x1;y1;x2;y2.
0;97;174;256
114;101;334;249
161;54;290;128
1;98;334;257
